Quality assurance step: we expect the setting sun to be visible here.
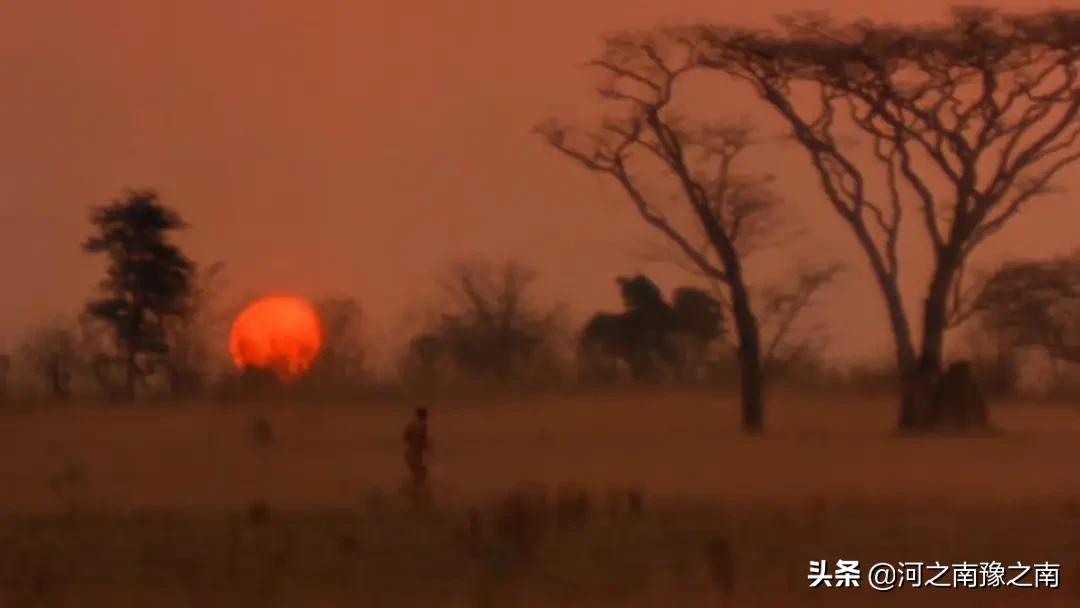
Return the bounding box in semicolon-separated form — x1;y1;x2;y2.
228;295;323;380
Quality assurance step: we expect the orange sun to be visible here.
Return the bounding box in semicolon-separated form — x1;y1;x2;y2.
229;295;323;380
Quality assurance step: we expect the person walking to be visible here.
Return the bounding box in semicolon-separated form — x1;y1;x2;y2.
403;407;432;489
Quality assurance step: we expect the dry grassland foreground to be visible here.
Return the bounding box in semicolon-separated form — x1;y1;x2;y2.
1;389;1078;606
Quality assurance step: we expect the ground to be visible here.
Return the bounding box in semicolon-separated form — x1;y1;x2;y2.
1;388;1078;606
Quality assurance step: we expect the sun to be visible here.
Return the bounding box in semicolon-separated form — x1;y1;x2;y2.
229;295;323;380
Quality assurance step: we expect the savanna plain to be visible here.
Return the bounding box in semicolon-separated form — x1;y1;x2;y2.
1;389;1078;607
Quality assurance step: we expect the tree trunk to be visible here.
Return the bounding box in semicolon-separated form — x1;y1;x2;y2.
918;259;956;379
124;306;143;404
916;274;951;427
897;360;935;430
914;251;968;429
869;271;927;431
704;227;766;433
728;275;764;434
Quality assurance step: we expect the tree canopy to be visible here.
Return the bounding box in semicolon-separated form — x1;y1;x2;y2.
83;190;194;402
580;274;726;382
974;252;1080;363
584;8;1080;429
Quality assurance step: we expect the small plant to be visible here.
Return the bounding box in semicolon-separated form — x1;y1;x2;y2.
492;486;550;558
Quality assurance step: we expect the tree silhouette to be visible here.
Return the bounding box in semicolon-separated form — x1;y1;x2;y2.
18;324;76;401
582;275;673;381
619;8;1080;429
670;286;728;373
758;264;843;375
308;296;369;391
403;260;564;386
83;190;194;402
161;261;227;398
974;253;1080;365
539;57;788;431
617;275;676;376
581;274;725;382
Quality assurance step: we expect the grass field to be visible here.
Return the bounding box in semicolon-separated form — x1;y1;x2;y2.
1;388;1078;606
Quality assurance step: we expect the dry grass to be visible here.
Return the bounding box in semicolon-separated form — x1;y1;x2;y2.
1;388;1078;606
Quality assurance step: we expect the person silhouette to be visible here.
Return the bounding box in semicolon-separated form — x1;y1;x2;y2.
403;407;431;487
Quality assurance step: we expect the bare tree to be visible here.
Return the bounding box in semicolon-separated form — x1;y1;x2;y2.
537;43;800;432
161;261;228;398
311;296;369;389
18;324;76;401
637;225;840;380
623;8;1080;429
78;312;122;400
403;259;566;387
759;263;843;376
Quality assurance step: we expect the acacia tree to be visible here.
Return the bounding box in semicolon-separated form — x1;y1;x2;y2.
615;8;1080;429
84;190;194;402
538;48;795;432
974;252;1080;363
954;252;1080;396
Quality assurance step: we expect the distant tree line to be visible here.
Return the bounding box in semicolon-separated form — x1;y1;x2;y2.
4;198;1080;410
4;8;1080;435
0;191;761;404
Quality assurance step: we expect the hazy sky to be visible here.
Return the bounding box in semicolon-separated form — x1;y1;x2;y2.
0;0;1074;363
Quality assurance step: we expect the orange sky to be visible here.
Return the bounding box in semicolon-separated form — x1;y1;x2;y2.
0;0;1073;364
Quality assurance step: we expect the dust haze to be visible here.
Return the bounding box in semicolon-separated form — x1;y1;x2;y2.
2;2;1080;607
